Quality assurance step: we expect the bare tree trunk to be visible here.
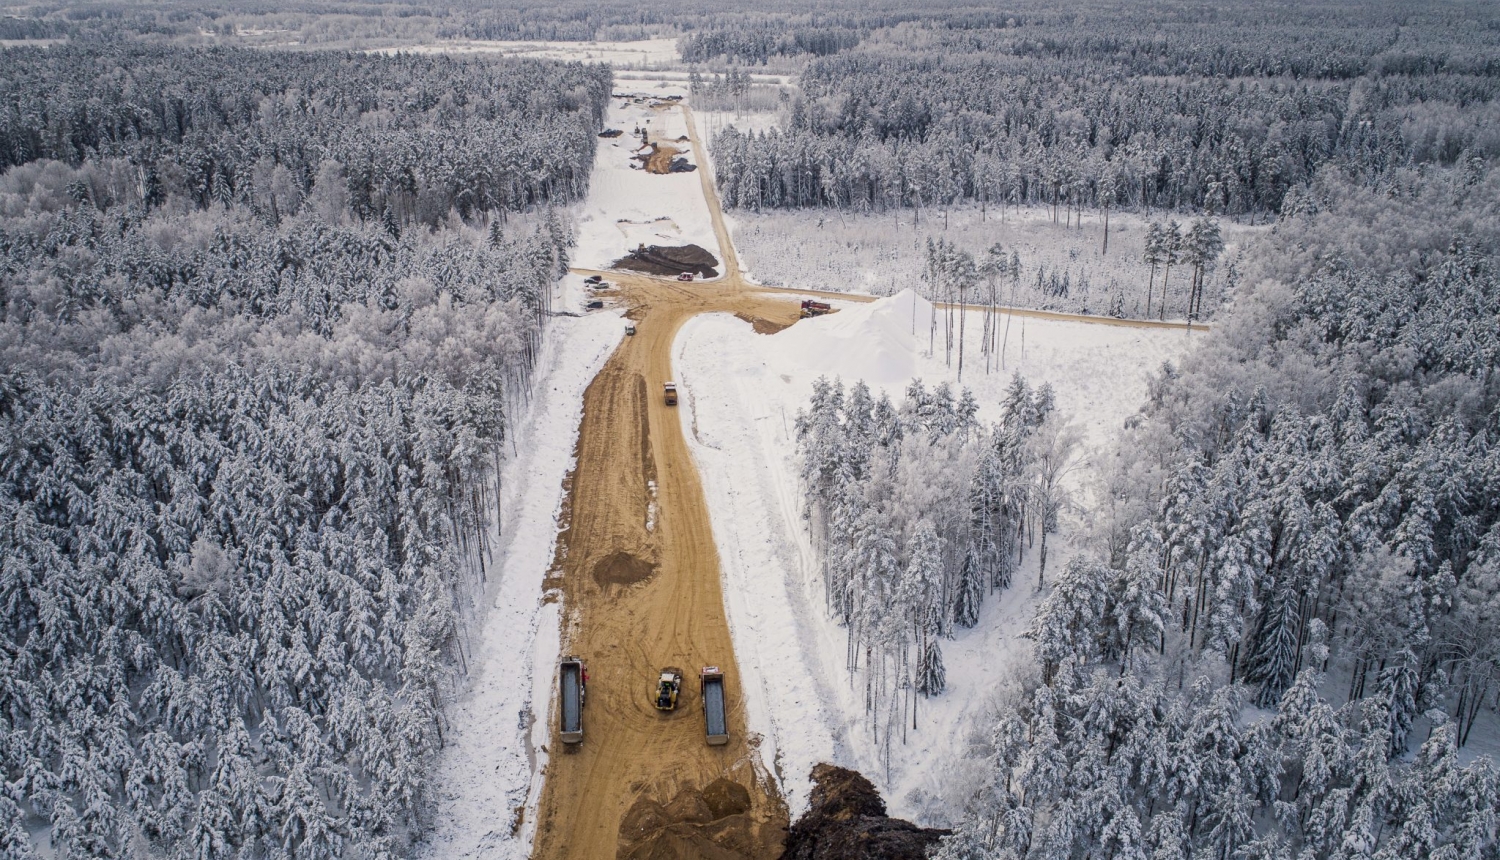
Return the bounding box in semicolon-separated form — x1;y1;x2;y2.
958;281;967;381
1160;263;1172;321
1038;528;1048;589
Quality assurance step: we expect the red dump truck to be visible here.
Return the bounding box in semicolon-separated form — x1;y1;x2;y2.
701;667;728;746
800;300;832;318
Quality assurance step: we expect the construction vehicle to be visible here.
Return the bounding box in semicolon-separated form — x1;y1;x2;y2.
677;272;694;282
700;667;728;746
663;382;678;406
654;668;683;711
559;657;587;744
800;300;832;318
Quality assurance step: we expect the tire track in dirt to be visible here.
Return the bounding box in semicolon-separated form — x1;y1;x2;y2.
531;277;804;860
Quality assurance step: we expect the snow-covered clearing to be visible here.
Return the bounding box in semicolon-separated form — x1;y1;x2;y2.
676;290;1196;822
572;81;723;273
372;37;680;68
416;307;622;859
695;108;781;157
728;204;1267;321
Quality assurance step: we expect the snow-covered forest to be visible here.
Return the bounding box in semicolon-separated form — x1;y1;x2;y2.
926;159;1500;860
795;375;1076;749
0;43;607;857
3;1;1500;858
788;166;1500;860
710;6;1500;220
746;7;1500;853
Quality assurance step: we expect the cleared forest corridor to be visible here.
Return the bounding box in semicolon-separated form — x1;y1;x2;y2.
529;105;799;859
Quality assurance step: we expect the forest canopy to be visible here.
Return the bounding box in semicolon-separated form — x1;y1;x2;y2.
0;43;606;858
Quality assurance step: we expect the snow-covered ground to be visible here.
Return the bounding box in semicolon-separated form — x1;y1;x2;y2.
728;204;1267;321
415;304;623;860
372;37;680;68
675;291;1197;822
572;82;724;274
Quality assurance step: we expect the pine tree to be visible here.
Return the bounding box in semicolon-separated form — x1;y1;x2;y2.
1378;649;1420;759
954;552;984;629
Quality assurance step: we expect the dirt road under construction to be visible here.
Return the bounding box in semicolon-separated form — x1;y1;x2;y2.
530;101;1198;859
530;105;797;859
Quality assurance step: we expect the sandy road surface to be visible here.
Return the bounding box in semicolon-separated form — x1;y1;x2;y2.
530;275;803;859
531;103;800;859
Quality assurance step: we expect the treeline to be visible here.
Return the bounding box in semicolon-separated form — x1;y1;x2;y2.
934;163;1500;858
715;50;1500;219
795;374;1079;758
0;44;596;858
707;0;1500;221
674;0;1500;73
0;44;610;226
679;24;863;63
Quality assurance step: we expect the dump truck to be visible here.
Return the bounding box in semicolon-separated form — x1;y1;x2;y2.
701;667;728;746
559;657;587;744
800;300;832;318
654;668;683;711
664;382;678;406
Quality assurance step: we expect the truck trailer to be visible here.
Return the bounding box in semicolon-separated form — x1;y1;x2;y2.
559;657;587;744
700;667;729;746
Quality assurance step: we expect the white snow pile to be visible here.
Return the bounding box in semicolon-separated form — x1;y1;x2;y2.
769;289;935;389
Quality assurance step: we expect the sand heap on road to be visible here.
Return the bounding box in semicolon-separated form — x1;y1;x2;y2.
616;243;720;278
618;777;782;859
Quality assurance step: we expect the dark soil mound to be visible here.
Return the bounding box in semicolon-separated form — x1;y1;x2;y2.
783;764;947;860
702;778;753;819
592;551;656;586
615;243;720;278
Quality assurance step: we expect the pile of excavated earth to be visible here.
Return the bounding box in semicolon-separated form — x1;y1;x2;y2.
783;765;947;860
635;141;697;174
614;243;720;278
